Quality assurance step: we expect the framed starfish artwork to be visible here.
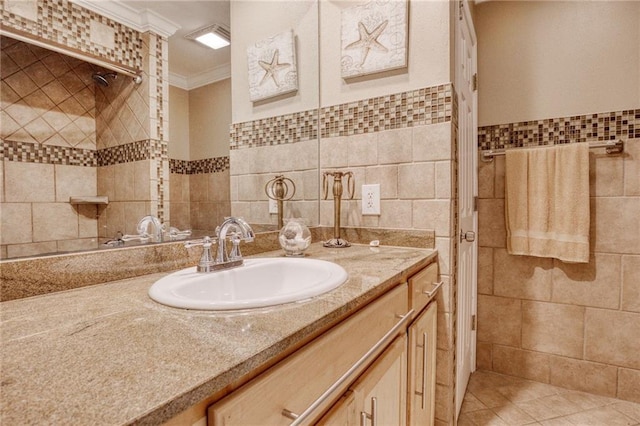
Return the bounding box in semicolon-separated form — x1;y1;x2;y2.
247;29;298;102
340;0;408;79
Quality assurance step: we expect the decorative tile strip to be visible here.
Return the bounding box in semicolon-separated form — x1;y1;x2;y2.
96;139;154;166
169;157;230;174
1;0;142;69
478;109;639;151
319;83;453;138
230;109;318;150
0;139;96;166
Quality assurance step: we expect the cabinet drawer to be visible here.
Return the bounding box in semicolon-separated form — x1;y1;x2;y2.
408;262;440;314
209;284;409;426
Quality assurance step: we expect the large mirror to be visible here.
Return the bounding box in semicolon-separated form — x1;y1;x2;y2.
0;0;320;260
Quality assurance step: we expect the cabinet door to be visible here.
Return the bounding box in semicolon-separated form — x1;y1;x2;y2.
407;302;437;426
330;335;407;426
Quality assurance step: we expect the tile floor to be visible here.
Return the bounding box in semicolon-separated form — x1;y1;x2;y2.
459;370;640;425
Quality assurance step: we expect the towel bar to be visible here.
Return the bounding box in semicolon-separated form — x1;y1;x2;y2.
481;139;624;162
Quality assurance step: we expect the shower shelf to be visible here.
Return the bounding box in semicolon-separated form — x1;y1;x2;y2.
69;196;109;205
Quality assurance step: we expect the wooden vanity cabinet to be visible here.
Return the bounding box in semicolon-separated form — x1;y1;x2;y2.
208;284;410;426
317;335;408;426
407;301;437;426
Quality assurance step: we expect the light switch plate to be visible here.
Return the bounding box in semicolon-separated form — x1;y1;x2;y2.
362;184;380;215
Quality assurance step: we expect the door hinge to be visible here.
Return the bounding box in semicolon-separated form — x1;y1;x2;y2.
473;196;478;212
471;314;477;331
472;73;478;92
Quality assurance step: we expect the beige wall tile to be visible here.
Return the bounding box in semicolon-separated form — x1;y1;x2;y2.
347;133;377;166
435;276;453;313
133;160;151;201
57;238;98;253
169;173;189;203
377;128;412;164
522;301;584;358
552;253;621;309
478;247;493;295
320;136;349;169
435;237;451;275
191;174;209;202
398;163;435;199
436;348;453;386
548;356;617;397
493;249;553;301
624;139;639;196
437;312;454;350
97;165;115;200
0;203;32;244
0;160;4;203
478;159;494;199
585;308;640;369
55;164;96;202
124;202;149;236
476;342;492;370
435;161;452;199
33;203;78;241
434;383;454;423
101;202;125;239
365;165;398;199
618;368;640;403
5;161;55;202
113;162;135;201
209;171;230;202
591;197;640;254
492;345;551;383
301;169;318;202
77;204;98;238
477;198;506;248
7;241;57;258
494;156;505;199
622;255;640;313
412;200;451;237
229;149;252;176
412;122;452;161
589;154;624;197
378;200;412;228
477;295;521;347
170;201;190;231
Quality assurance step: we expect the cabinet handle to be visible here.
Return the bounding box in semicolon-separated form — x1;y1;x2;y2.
422;281;443;298
360;396;377;426
421;332;428;409
284;310;414;425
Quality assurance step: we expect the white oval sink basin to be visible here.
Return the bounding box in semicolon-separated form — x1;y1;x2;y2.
148;258;348;310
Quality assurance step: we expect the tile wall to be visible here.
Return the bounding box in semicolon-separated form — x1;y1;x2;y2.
477;109;640;404
0;0;169;258
170;157;231;232
229;83;460;424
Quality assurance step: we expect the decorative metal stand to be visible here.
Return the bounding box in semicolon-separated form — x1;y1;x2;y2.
322;170;354;248
265;175;296;229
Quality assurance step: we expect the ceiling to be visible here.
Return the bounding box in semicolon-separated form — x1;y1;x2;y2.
76;0;231;90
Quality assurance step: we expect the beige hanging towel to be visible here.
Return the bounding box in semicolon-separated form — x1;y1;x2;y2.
505;142;590;263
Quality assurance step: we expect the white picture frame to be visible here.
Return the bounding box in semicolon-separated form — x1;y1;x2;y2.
247;29;298;102
341;0;408;79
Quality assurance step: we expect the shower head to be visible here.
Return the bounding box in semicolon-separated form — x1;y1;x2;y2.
92;72;118;87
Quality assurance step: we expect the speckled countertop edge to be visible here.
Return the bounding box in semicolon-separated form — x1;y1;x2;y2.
0;243;436;425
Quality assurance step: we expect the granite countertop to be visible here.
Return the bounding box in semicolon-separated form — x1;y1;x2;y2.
0;243;436;425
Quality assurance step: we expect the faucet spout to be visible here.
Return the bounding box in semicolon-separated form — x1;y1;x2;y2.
216;217;255;263
137;215;163;243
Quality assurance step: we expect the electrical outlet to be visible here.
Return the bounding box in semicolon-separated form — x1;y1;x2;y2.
362;184;380;215
269;198;278;214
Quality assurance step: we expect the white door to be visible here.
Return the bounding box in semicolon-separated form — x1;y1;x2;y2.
455;0;478;417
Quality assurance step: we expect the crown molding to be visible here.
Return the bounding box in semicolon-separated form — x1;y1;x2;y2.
70;0;181;38
169;63;231;91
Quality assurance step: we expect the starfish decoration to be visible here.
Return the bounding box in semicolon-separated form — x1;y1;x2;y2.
345;20;389;66
258;49;291;88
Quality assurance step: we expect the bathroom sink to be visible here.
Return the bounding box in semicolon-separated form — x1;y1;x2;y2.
148;258;348;310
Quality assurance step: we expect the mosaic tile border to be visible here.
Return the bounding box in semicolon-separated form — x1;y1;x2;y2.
320;83;453;138
1;0;143;69
230;109;318;150
1;139;96;166
97;140;153;166
229;84;454;150
169;157;230;175
478;109;640;151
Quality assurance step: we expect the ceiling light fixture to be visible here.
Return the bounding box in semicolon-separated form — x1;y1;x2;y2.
185;23;230;50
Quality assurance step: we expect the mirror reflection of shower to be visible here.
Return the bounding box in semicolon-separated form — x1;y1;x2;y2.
92;71;143;87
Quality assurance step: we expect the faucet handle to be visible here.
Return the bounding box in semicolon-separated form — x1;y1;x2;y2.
184;236;217;249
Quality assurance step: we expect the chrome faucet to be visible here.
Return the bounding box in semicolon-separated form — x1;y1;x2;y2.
185;217;255;273
136;215;163;243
